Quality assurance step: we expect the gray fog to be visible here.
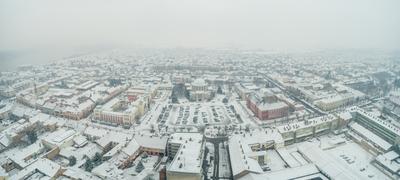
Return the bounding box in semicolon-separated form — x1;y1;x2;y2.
1;0;400;53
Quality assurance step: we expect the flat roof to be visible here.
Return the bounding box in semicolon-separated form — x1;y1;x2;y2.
258;101;288;111
167;133;203;174
298;142;366;180
349;122;392;151
42;128;77;146
228;129;284;177
11;158;60;179
351;107;400;135
96;97;138;115
240;164;324;180
375;151;400;173
277;114;336;133
135;135;168;150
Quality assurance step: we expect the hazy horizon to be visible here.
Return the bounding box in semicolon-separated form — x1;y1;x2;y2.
1;0;400;71
1;0;400;53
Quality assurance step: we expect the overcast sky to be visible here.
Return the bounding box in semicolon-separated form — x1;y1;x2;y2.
1;0;400;52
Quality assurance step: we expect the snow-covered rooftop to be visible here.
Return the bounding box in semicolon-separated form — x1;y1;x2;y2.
228;129;284;177
350;106;400;135
298;142;367;180
167;133;204;174
349;122;392;151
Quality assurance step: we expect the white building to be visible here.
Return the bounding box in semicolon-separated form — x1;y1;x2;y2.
314;84;365;111
167;133;205;180
189;79;212;102
298;142;372;180
228;129;284;179
11;158;62;180
41;128;78;149
277;114;340;145
94;97;139;126
375;151;400;179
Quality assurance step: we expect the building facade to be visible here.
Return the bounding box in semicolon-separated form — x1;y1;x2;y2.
246;92;289;120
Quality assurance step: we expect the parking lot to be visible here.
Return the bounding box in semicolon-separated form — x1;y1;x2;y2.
161;102;243;126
